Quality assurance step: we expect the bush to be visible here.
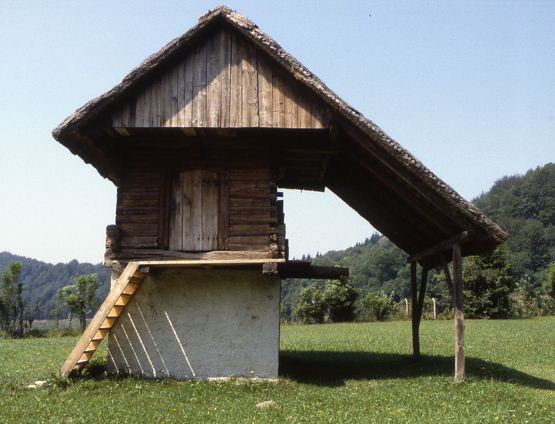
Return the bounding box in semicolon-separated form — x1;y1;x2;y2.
544;263;555;299
296;285;326;324
324;278;358;323
295;278;359;324
512;277;542;317
362;291;397;321
462;246;515;319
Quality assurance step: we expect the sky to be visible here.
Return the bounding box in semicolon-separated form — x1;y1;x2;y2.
0;1;553;265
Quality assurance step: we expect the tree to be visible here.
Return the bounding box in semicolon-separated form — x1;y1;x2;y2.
63;274;100;332
0;261;22;334
14;279;24;336
513;276;541;317
24;298;40;333
49;288;65;328
0;261;38;336
462;246;515;319
324;277;358;322
296;284;326;324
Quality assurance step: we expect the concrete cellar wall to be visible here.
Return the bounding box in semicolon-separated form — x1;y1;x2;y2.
107;268;280;379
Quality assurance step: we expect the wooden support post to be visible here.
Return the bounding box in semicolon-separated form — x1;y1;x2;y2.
452;243;465;382
411;262;429;359
417;266;429;324
440;253;455;305
410;261;419;358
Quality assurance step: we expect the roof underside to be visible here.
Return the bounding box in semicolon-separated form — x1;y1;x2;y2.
52;5;508;267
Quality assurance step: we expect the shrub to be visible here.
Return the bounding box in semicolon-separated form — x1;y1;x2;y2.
462;246;515;319
544;263;555;299
295;285;326;324
362;291;397;321
324;278;358;323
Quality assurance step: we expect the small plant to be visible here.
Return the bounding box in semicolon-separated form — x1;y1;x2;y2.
46;374;72;389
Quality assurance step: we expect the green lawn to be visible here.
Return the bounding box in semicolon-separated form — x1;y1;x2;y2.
1;317;554;423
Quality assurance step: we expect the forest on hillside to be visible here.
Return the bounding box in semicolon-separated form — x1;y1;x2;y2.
2;163;554;324
281;162;555;321
0;253;111;321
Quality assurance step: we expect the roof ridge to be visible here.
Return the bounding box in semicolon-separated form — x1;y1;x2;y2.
198;5;234;23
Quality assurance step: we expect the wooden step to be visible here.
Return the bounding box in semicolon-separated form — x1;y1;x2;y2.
133;271;147;280
100;317;118;329
78;351;95;362
60;263;145;377
115;295;132;306
85;339;103;352
123;283;139;295
107;305;125;318
92;329;109;340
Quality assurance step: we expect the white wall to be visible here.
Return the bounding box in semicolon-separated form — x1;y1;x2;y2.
107;267;280;379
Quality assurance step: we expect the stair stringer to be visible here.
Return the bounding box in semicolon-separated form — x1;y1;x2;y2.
60;262;145;377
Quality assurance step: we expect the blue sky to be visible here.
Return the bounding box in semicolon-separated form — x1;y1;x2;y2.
0;1;553;264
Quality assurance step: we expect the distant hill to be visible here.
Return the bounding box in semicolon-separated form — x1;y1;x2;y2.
473;162;555;280
0;252;111;320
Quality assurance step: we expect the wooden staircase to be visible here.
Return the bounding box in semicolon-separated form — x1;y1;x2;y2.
60;262;146;377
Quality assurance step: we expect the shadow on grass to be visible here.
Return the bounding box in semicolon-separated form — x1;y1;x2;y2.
279;350;555;390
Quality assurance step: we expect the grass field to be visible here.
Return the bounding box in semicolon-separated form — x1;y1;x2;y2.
1;317;554;423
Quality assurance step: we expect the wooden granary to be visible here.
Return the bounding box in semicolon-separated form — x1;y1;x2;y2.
54;5;507;380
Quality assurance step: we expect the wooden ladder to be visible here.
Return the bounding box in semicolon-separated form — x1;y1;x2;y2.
60;262;146;377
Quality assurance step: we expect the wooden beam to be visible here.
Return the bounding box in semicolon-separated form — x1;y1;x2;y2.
325;163;427;255
411;261;419;358
407;230;476;264
131;258;286;268
342;146;455;238
411;262;429;360
453;243;465;382
341;123;471;232
416;265;429;328
279;261;349;279
440;253;455;306
110;249;273;263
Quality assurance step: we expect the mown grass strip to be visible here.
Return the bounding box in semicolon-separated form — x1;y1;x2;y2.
1;317;553;423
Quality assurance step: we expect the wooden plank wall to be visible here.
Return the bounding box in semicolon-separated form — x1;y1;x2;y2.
111;27;331;130
114;147;281;256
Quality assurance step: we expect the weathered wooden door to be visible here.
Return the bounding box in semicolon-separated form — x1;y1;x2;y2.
169;169;224;251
